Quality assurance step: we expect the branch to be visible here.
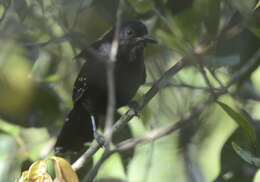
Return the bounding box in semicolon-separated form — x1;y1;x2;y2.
115;99;209;152
81;3;124;181
72;58;186;171
194;55;218;99
104;0;123;143
76;48;260;177
83;98;209;182
226;48;260;88
145;82;221;92
82;150;116;182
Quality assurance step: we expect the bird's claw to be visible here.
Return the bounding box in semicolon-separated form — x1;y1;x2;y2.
128;101;140;118
94;132;105;147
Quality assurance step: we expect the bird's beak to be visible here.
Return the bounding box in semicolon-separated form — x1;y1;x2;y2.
136;35;158;44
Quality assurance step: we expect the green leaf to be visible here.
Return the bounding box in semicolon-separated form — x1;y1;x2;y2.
250;27;260;39
232;142;260;167
0;119;20;137
217;101;257;147
253;169;260;182
255;1;260;9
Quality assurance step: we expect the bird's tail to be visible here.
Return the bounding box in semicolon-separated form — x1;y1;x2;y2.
54;104;94;153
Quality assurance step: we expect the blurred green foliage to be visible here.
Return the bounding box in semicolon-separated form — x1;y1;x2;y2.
0;0;260;182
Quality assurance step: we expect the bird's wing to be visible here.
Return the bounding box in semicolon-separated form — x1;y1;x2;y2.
72;41;103;102
72;69;88;103
73;40;111;103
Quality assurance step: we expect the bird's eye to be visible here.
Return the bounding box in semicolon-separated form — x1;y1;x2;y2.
127;29;134;36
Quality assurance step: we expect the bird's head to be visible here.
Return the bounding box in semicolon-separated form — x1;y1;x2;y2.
103;20;157;60
118;20;157;47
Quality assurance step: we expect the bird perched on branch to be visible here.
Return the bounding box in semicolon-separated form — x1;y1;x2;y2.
54;20;157;153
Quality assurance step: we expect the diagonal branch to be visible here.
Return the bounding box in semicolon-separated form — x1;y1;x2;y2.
72;57;187;171
73;48;260;176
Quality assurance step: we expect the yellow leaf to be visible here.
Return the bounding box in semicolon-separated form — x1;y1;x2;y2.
28;160;47;178
52;156;79;182
40;173;53;182
27;160;53;182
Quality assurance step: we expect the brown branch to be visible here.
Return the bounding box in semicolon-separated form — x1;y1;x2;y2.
82;2;124;181
72;58;186;171
114;47;260;152
83;95;213;181
83;97;209;182
75;48;260;178
82;150;116;182
115;99;210;152
104;0;123;143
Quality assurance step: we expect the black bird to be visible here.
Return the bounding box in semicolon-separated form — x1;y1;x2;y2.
54;20;157;153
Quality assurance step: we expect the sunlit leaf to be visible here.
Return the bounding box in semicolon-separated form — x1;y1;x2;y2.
28;160;48;180
253;169;260;182
46;157;56;179
0;44;33;118
45;74;60;82
250;27;260;39
232;142;260;167
255;1;260;9
0;119;20;137
17;160;53;182
52;156;79;182
217;101;257;147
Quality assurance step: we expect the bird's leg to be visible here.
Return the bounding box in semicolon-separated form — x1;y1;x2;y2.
128;101;140;118
90;115;105;147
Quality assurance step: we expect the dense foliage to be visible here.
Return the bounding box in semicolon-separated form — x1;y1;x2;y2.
0;0;260;181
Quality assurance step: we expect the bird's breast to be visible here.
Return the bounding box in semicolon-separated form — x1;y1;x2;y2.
114;60;145;107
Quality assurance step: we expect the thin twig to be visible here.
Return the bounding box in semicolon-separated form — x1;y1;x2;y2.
83;150;116;182
72;47;260;173
115;99;209;152
145;82;220;92
72;58;187;171
99;48;260;153
226;48;260;88
104;0;123;144
81;2;123;181
84;97;211;182
194;55;217;99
